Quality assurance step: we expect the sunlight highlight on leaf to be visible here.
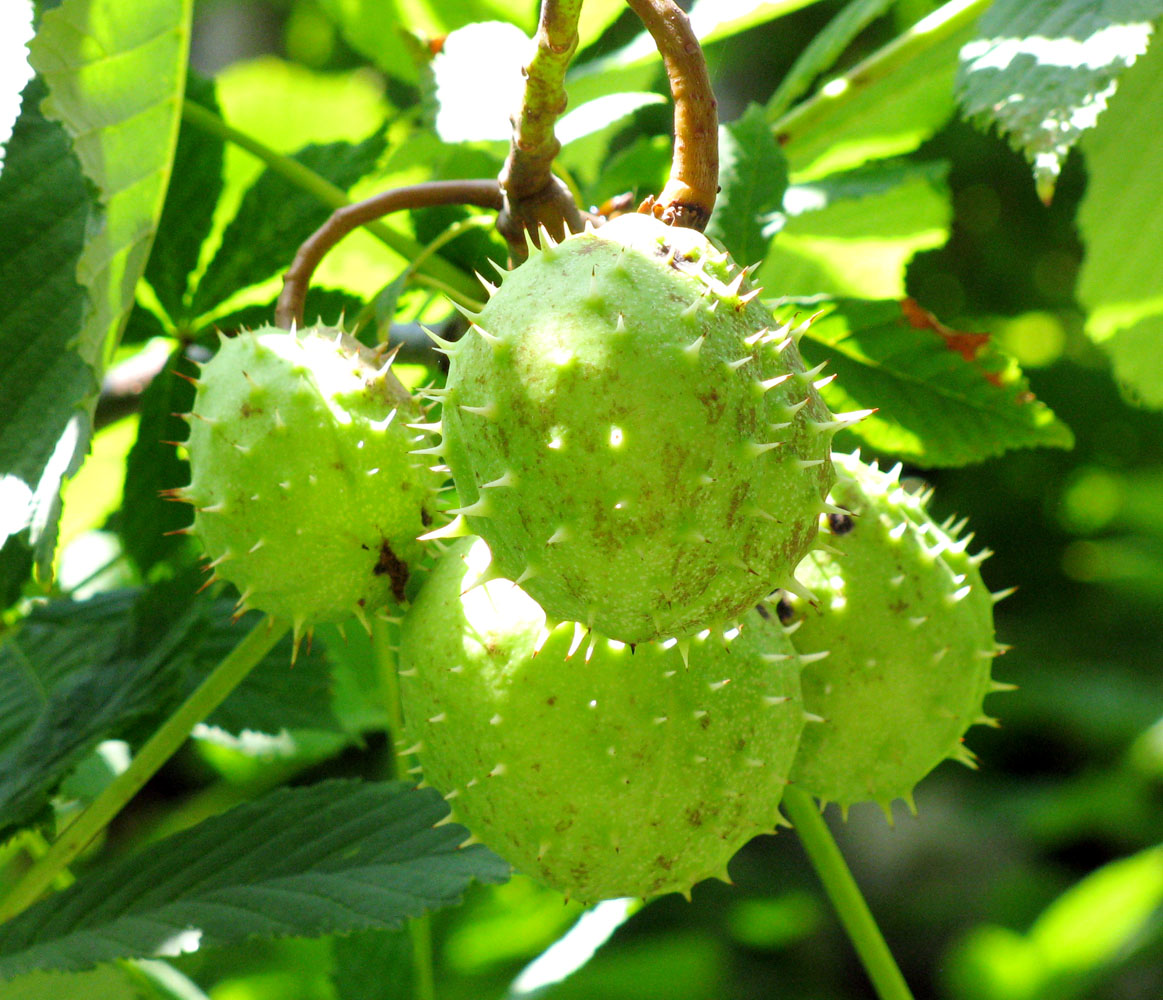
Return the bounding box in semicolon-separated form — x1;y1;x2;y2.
957;0;1160;202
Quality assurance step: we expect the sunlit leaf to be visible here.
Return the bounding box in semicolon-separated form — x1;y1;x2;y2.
781;296;1074;466
0;781;510;980
957;0;1162;203
766;0;897;120
946;844;1163;1000
776;2;979;181
1077;34;1163;409
22;0;191;574
757;159;950;298
396;0;537;36
317;0;418;84
0;965;147;1000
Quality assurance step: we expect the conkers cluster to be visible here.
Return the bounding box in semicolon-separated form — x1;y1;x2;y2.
180;215;1008;902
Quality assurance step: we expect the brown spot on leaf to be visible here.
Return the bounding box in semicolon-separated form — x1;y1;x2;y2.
901;298;1002;386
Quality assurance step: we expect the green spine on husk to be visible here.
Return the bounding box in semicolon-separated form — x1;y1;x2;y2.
398;536;807;904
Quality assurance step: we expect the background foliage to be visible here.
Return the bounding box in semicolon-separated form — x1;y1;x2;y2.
1;0;1162;998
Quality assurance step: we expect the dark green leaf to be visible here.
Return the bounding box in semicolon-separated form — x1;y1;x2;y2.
0;536;33;614
0;580;202;839
119;303;170;346
957;0;1163;202
779;297;1074;466
331;928;413;1000
119;350;198;575
1077;33;1163;408
0;76;93;546
145;73;225;323
191;130;388;317
0;781;511;980
198;603;339;737
706;104;788;265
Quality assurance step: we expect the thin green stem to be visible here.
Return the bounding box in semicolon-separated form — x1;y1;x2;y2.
783;786;914;1000
0;617;288;925
180;100;480;301
372;617;436;1000
770;0;989;137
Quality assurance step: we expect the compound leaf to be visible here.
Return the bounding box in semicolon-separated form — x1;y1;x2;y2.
0;781;511;980
957;0;1162;203
191;130;387;317
783;297;1074;466
707;104;788;266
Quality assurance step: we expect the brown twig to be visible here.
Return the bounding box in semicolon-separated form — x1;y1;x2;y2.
276;179;504;330
626;0;718;230
496;0;586;258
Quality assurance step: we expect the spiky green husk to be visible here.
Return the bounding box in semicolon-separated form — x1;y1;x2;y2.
784;451;1006;814
399;537;805;903
437;213;840;644
182;324;440;633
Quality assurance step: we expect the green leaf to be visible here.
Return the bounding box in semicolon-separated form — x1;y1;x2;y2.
706;104;788;265
28;0;192;371
0;965;149;1000
394;0;536;36
582;133;671;210
566;0;820;109
779;297;1074;466
330;928;412;1000
119;350;197;575
688;0;823;47
198;604;339;737
0;581;201;839
776;2;980;181
0;781;511;980
144;73;225;323
317;0;418;84
756;159;950;299
191;129;387;317
946;844;1163;1000
577;0;628;51
0;77;92;556
22;0;192;574
557;92;667;186
957;0;1162;203
766;0;897;120
1077;34;1163;409
119;301;170;346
